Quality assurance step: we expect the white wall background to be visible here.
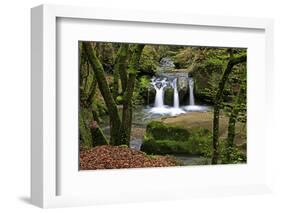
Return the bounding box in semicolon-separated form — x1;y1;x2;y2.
0;0;280;212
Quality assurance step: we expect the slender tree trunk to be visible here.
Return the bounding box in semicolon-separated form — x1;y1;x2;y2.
212;54;246;164
226;86;245;161
120;44;145;145
83;42;122;145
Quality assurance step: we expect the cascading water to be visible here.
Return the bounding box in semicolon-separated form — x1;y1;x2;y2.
184;77;209;112
151;78;168;107
172;78;179;108
148;77;185;116
147;71;209;117
189;78;195;105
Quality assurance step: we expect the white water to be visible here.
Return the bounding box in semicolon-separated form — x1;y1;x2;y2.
148;77;185;116
154;87;164;107
189;78;195;105
152;79;168;107
172;78;179;108
148;75;209;117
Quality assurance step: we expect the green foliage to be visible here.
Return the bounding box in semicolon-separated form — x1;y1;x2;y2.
93;100;107;116
133;75;152;106
139;75;150;90
219;140;246;164
173;47;193;68
191;58;226;103
138;45;159;76
188;128;213;158
116;95;124;104
95;43;116;72
132;91;144;106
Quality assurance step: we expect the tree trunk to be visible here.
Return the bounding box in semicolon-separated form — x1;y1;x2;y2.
113;44;129;99
79;108;93;147
79;107;108;147
120;44;145;145
226;86;245;161
83;42;122;145
79;47;108;147
212;54;246;164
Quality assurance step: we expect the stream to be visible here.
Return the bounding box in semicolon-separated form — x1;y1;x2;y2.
99;70;211;166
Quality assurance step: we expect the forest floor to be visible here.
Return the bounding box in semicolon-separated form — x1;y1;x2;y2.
80;145;179;170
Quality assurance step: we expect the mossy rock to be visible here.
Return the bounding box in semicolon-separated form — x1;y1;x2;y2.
164;87;174;106
146;121;190;141
142;136;203;155
141;121;212;155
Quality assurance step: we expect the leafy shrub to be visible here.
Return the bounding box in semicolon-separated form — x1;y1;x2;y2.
219;140;246;164
139;46;159;76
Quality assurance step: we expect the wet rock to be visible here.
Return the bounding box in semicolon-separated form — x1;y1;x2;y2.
159;57;175;70
177;76;188;104
164;87;174;106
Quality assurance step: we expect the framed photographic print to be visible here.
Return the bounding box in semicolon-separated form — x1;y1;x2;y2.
31;4;274;208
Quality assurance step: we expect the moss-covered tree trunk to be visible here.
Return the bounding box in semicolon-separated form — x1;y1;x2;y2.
120;44;145;145
212;54;246;164
83;42;122;145
226;86;245;161
79;108;94;147
79;78;108;147
113;44;129;99
79;45;108;147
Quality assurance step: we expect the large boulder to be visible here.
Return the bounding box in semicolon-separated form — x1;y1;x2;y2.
141;121;212;155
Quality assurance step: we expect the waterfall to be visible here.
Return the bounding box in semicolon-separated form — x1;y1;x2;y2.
152;78;168;108
172;78;179;108
189;78;195;105
149;74;208;115
154;87;164;107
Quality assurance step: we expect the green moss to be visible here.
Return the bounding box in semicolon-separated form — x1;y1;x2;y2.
79;108;93;147
116;95;124;104
141;121;212;155
164;88;174;106
146;121;190;141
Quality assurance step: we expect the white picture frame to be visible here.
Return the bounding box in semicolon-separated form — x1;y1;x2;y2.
31;4;274;208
